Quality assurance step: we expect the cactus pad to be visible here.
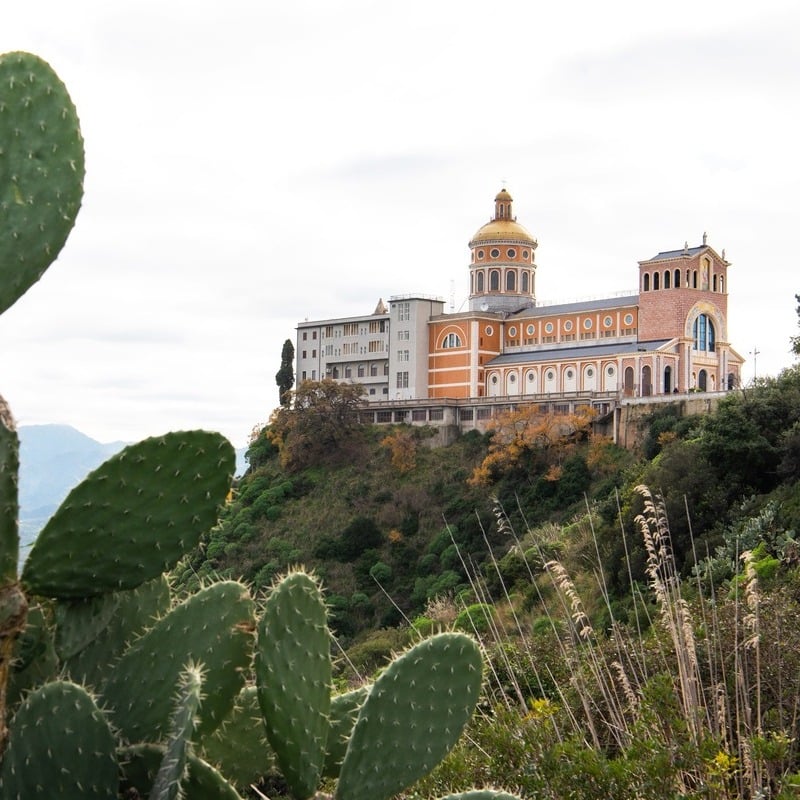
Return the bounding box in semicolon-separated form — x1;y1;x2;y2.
120;743;243;800
58;574;170;690
256;570;332;799
336;632;483;800
200;685;274;789
22;430;235;598
0;680;118;798
150;663;204;800
322;685;369;780
0;396;19;583
0;52;85;315
103;580;254;742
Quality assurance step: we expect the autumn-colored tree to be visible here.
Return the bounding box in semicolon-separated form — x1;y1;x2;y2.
381;428;418;473
266;379;366;471
469;404;596;486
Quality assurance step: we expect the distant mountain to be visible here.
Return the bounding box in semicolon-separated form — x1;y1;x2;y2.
17;425;248;566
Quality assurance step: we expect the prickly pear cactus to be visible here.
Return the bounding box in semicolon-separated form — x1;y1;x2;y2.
0;51;85;315
256;569;332;799
150;663;204;800
336;632;484;800
22;430;235;598
102;580;255;743
0;680;118;798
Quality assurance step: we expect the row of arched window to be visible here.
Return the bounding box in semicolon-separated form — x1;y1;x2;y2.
642;268;724;293
471;269;532;294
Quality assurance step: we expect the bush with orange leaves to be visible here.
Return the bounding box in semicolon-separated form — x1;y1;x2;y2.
469;404;596;487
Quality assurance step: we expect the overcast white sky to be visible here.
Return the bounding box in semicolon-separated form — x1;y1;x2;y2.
1;0;798;448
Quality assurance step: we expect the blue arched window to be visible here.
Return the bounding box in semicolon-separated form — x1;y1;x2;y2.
476;272;484;292
521;272;529;293
490;270;500;291
693;314;716;351
442;332;462;349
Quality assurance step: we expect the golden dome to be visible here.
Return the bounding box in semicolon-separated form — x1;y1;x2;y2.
495;188;513;202
470;217;536;246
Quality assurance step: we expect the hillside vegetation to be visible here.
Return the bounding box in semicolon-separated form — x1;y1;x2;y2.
181;366;800;797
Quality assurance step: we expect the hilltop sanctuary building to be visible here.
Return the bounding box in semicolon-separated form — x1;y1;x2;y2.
296;189;744;409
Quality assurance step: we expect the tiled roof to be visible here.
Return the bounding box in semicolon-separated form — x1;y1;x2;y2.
486;339;673;366
512;294;639;318
641;246;706;262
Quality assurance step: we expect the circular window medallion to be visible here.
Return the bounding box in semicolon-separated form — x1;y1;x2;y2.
564;320;573;332
546;370;555;380
491;375;498;384
485;325;494;336
507;248;516;259
478;250;485;259
607;366;615;376
522;249;529;259
624;313;634;325
526;324;535;335
587;368;594;377
508;326;517;337
604;316;613;327
490;248;500;258
545;322;554;333
509;373;516;382
566;369;574;379
527;372;534;382
583;319;592;330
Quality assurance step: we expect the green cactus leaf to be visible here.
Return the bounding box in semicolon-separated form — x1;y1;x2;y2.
0;680;118;798
0;52;85;316
256;570;332;800
120;743;244;800
22;430;235;598
103;580;254;743
322;685;369;780
150;664;204;800
336;632;483;800
57;574;170;690
200;685;274;789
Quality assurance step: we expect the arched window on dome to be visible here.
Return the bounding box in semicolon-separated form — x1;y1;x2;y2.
692;314;716;352
719;276;724;293
476;272;484;292
653;272;660;290
664;270;671;289
521;272;529;293
674;268;681;288
643;273;650;292
490;270;500;291
506;271;516;291
442;332;462;349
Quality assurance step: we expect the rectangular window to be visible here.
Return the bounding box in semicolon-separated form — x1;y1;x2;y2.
357;365;365;377
368;340;383;352
459;408;474;421
397;350;409;362
369;320;387;333
429;408;444;421
312;349;317;357
301;371;307;380
343;322;359;336
369;388;376;395
311;370;316;380
397;329;410;341
396;302;410;321
370;364;378;376
344;367;352;378
302;350;307;358
302;332;308;341
312;331;317;339
376;411;392;423
396;371;409;388
324;325;334;338
412;409;427;421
